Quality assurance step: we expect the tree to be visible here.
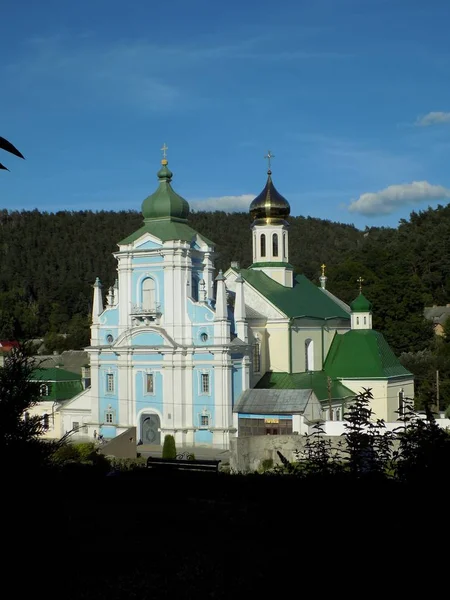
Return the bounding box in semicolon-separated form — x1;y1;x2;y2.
162;434;177;459
0;136;24;171
0;344;56;471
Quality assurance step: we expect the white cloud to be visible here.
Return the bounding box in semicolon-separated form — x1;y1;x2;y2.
190;194;254;212
348;181;450;216
416;112;450;127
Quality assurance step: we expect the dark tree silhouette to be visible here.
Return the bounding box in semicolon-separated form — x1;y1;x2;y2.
0;136;24;170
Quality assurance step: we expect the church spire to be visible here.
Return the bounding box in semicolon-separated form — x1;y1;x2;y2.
92;277;103;324
320;263;327;290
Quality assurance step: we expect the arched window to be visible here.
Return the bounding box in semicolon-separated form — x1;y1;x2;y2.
283;233;287;259
305;339;314;371
260;234;266;258
40;384;49;397
272;233;279;257
142;278;156;310
364;316;367;325
253;341;261;374
253;232;257;260
356;316;359;325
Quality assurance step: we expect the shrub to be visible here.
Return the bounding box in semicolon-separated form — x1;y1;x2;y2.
260;458;274;472
162;434;177;459
109;457;147;471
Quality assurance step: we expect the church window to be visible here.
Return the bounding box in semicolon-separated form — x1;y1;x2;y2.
200;415;209;428
283;232;287;259
40;384;49;397
201;373;210;394
356;317;359;325
272;233;279;257
105;411;114;424
142;277;156;310
335;408;341;421
73;421;80;432
200;332;208;342
305;339;314;371
106;334;114;344
146;373;154;394
253;341;261;374
43;413;49;430
364;316;367;325
260;234;266;258
106;373;115;393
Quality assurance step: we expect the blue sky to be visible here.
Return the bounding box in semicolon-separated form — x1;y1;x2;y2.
1;0;450;229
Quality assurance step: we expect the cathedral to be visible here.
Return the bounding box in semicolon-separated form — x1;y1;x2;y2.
60;151;414;448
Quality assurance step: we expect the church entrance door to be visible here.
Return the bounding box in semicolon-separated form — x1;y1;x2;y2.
141;414;161;445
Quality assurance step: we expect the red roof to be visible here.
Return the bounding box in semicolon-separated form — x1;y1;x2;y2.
0;341;19;352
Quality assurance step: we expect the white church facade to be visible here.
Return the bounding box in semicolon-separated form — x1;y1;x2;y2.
59;153;414;448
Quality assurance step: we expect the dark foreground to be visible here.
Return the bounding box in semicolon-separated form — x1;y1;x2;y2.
6;469;442;597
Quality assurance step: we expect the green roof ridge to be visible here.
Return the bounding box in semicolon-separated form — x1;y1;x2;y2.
119;220;215;246
240;269;350;320
255;370;354;401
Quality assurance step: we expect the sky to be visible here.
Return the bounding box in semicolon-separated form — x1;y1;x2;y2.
1;0;450;230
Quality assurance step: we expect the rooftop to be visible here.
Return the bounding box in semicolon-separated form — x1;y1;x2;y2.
255;370;354;402
240;268;350;320
324;330;412;379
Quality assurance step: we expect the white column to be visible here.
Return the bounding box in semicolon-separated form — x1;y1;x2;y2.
234;275;248;342
214;271;230;344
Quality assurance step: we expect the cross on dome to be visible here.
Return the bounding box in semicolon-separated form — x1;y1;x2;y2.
264;150;275;172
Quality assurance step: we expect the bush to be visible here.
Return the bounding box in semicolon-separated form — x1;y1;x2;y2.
162;434;177;459
108;457;147;471
260;458;274;473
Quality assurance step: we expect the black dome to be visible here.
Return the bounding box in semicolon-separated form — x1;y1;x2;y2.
249;170;290;224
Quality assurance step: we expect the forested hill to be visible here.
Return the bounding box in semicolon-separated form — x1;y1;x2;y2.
0;204;449;357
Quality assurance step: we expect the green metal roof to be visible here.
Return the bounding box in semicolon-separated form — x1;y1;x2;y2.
32;368;82;382
255;370;355;402
240;268;350;320
350;292;372;313
324;330;412;379
31;368;83;401
119;220;215;247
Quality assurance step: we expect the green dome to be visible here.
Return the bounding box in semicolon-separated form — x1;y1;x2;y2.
141;159;190;222
350;292;372;313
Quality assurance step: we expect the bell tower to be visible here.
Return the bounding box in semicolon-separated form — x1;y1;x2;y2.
249;151;293;287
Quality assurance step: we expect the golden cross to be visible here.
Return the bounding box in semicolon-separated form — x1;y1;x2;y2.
161;143;168;159
264;150;275;170
321;263;326;277
357;276;364;292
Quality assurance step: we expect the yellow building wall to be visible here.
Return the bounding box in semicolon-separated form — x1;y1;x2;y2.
291;327;323;372
264;323;290;373
340;379;389;421
386;380;415;423
26;401;61;440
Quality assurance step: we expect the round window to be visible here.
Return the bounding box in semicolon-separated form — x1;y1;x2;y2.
200;333;208;342
106;334;114;344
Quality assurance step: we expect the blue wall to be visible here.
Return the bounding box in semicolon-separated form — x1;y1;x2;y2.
99;364;119;437
134;368;163;417
132;331;165;346
192;366;214;445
